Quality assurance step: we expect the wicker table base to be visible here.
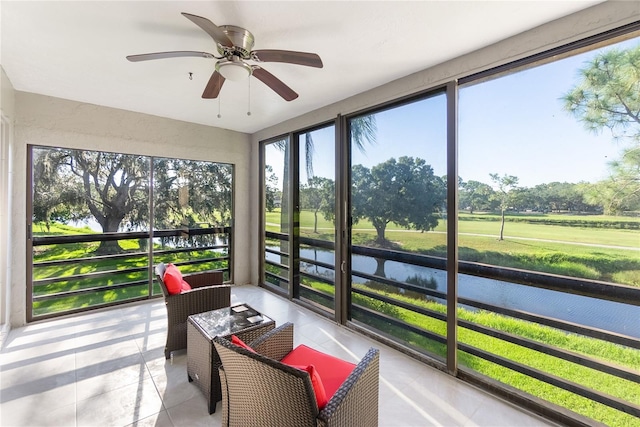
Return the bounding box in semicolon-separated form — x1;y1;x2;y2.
187;304;275;414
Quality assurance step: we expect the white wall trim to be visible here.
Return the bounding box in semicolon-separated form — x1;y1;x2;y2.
1;112;14;341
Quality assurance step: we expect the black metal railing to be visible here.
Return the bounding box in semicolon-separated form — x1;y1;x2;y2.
264;231;291;288
31;226;231;320
263;232;640;422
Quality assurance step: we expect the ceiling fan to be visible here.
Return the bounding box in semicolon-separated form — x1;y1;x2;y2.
126;12;323;101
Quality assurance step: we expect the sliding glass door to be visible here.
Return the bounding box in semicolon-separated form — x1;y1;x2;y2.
262;137;291;294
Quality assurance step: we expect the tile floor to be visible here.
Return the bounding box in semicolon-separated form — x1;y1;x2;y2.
0;285;558;427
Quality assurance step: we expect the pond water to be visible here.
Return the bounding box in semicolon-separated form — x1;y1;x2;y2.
269;246;640;339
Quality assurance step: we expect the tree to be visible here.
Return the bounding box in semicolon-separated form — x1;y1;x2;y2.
152;159;233;248
563;44;640;214
489;173;519;241
33;149;234;254
352;157;446;244
33;148;87;232
32;149;150;253
275;115;377;236
178;160;233;227
459;179;495;213
508;187;533;213
264;165;279;212
299;176;334;233
582;148;640;214
563;45;640;143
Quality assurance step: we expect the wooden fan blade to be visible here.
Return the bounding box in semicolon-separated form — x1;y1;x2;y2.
252;50;323;68
202;71;225;99
252;67;298;101
181;12;234;47
126;51;214;62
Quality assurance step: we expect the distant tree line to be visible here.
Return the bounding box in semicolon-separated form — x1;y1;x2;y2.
459;179;637;215
293;156;638;245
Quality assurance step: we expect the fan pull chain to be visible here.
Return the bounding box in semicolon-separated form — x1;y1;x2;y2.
217;95;222;119
247;77;252;116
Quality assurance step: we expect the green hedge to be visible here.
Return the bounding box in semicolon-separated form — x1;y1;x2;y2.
459;214;640;230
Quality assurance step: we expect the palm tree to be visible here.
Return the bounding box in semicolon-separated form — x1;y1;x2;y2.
274;115;377;233
269;116;377;289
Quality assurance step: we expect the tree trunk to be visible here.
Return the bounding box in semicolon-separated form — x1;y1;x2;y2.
374;257;386;278
95;216;124;254
96;239;122;255
313;210;318;233
375;225;386;244
499;209;505;241
314;248;318;274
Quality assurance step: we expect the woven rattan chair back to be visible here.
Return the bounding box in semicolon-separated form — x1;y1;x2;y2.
213;328;380;427
154;262;230;359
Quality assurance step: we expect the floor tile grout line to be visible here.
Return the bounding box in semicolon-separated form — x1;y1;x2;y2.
2;286;559;427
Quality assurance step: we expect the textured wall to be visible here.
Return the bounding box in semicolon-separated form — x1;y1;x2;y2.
1;67;16;331
10;92;251;325
248;1;640;285
1;67;16;115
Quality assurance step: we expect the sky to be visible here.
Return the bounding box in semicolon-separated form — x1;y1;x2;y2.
266;36;638;190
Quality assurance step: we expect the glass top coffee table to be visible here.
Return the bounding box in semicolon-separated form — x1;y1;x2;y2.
187;304;275;414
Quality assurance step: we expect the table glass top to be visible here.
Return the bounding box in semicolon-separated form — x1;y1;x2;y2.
189;304;273;338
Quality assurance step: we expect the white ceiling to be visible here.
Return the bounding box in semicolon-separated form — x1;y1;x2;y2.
1;1;603;134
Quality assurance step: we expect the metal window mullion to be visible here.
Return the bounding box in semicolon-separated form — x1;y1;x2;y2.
446;80;459;375
229;165;235;283
148;157;155;296
26;145;34;322
259;142;267;286
290;133;299;300
336;114;350;325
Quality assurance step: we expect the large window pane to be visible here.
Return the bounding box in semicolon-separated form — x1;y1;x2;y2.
152;158;233;286
30;147;234;319
349;94;448;360
263;138;291;292
298;125;336;312
31;147;150;317
458;35;640;425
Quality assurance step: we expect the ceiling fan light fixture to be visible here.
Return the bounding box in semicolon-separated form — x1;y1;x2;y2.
216;61;252;81
127;13;321;102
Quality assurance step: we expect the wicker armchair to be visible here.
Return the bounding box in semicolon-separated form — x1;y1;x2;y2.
213;322;380;427
155;262;231;359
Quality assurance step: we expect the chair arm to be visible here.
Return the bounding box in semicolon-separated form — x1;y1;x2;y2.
184;270;224;288
249;322;294;361
167;284;231;316
317;348;380;427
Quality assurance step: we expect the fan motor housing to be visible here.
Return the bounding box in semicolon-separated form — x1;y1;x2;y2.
217;25;255;58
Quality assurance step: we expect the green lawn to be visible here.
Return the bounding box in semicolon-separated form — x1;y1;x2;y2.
31;222;229;315
356;288;640;427
266;210;640;286
267;210;640;247
302;279;640;427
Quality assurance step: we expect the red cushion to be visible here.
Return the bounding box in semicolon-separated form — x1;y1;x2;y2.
286;363;328;409
163;264;183;295
180;279;192;292
280;344;356;406
231;335;255;353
